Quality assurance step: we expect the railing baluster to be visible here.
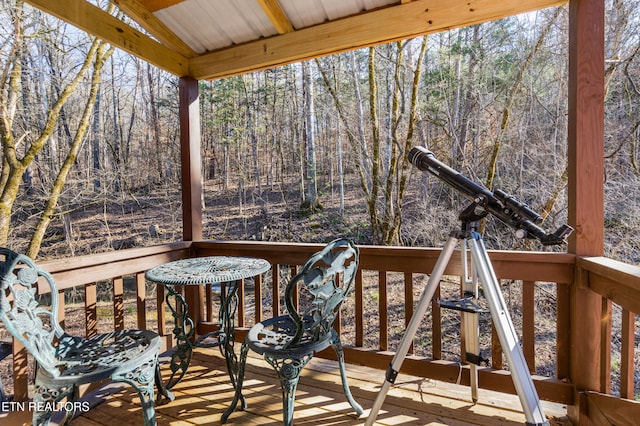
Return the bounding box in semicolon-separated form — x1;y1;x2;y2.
404;272;414;354
491;279;503;370
335;273;342;336
556;283;570;380
205;283;213;322
432;285;442;359
85;282;98;337
57;288;65;330
237;278;245;328
620;308;635;399
157;282;167;337
379;270;388;351
272;264;280;317
12;340;28;401
523;280;535;372
136;272;147;330
113;277;124;331
492;325;503;370
291;265;299;312
600;298;612;393
355;269;364;347
254;273;263;324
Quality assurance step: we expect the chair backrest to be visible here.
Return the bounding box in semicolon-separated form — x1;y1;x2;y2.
0;248;65;377
284;238;359;349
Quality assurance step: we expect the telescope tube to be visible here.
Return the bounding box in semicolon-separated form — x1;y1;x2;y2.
408;147;493;205
408;146;572;245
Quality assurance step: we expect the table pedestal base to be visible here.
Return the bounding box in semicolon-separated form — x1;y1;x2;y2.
163;281;242;402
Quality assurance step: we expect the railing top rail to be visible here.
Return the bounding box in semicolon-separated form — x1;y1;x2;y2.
35;242;192;293
578;256;640;313
26;240;580;293
193;240;576;282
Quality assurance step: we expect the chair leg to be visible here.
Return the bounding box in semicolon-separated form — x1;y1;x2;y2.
155;361;175;404
113;357;158;426
61;385;80;425
221;341;250;423
32;381;75;426
265;353;312;426
331;330;363;416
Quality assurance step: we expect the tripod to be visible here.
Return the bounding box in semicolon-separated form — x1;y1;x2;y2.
365;219;550;426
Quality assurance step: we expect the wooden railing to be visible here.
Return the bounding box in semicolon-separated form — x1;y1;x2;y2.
2;240;638;419
575;256;640;423
193;241;577;404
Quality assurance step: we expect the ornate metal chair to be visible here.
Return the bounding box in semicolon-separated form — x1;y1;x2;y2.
0;247;172;425
222;238;363;425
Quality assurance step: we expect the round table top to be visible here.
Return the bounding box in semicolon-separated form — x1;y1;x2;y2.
145;256;271;285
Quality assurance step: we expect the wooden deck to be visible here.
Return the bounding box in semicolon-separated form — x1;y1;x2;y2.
50;347;570;425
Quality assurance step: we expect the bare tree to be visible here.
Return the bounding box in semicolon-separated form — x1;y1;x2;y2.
317;38;427;244
0;1;114;257
301;60;321;212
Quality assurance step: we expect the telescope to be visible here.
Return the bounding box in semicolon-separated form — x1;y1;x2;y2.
408;146;573;246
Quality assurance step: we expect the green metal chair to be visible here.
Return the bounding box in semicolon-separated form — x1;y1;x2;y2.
0;247;172;425
222;238;364;425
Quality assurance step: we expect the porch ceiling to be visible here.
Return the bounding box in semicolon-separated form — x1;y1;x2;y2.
25;0;566;80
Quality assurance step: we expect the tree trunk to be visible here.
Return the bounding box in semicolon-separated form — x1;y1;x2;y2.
301;60;320;212
242;75;264;209
382;37;428;245
147;63;163;183
28;40;114;258
337;121;345;214
0;2;107;250
368;47;382;243
92;89;101;191
485;8;562;191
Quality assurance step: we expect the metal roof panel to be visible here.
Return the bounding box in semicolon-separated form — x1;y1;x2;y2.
156;0;278;54
278;0;395;29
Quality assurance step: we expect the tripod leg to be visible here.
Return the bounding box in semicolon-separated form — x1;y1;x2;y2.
365;235;459;425
468;233;549;426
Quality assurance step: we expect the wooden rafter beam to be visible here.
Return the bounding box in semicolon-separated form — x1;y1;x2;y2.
112;0;197;58
190;0;567;80
24;0;189;76
257;0;294;34
26;0;570;80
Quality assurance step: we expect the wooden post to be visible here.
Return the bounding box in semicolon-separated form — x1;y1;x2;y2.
179;76;205;328
567;0;604;421
179;76;203;242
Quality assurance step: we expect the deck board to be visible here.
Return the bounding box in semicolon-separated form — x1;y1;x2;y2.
0;347;571;425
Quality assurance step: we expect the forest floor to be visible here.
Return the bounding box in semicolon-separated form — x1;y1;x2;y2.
23;175;464;256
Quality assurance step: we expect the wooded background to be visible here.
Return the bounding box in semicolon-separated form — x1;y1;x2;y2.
1;1;639;262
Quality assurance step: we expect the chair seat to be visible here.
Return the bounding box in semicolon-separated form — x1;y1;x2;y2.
40;329;161;385
246;315;332;359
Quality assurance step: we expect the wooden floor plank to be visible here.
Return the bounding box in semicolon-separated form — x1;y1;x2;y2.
0;346;569;425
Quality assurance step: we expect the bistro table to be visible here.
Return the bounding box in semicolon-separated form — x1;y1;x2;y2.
145;256;271;391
